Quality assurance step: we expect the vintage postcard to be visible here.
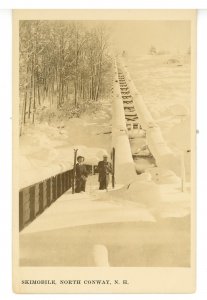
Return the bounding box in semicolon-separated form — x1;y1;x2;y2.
13;9;196;293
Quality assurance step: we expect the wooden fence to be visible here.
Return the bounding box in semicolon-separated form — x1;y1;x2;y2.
19;165;97;232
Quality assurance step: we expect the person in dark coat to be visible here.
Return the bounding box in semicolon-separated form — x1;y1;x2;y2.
75;156;88;193
97;155;112;190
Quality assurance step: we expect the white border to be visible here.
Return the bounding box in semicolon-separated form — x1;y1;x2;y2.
0;1;207;9
1;8;207;300
196;9;207;295
0;8;13;299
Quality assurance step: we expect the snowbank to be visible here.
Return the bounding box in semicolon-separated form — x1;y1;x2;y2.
166;116;191;151
20;99;113;188
146;126;180;174
119;59;181;174
112;60;137;184
147;167;181;184
112;61;127;145
100;177;162;207
113;132;137;184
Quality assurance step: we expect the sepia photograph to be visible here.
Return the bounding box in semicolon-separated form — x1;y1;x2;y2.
13;9;196;293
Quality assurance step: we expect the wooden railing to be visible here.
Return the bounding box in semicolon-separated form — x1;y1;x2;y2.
19;165;97;232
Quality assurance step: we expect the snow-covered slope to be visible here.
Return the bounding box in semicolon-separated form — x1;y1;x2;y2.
125;54;191;178
19;99;112;188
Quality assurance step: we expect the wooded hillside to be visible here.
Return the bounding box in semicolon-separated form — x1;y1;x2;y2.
19;21;112;134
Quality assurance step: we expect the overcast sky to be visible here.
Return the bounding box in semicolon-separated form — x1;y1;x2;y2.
109;21;191;55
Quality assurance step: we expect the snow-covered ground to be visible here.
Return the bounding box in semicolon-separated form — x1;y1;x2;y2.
125;54;191;180
19;99;112;188
20;175;190;267
19;54;192;267
125;54;190;119
20;54;191;188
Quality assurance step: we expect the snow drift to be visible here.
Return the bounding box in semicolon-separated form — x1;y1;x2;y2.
112;60;137;184
100;176;162;207
119;59;181;174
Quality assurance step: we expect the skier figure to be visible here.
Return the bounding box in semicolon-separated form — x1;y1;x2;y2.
97;155;112;190
75;156;88;193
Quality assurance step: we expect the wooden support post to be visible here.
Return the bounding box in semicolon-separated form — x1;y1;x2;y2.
19;190;24;231
112;147;115;188
39;182;44;213
57;175;61;198
46;178;51;207
52;176;57;202
29;186;35;222
72;149;78;194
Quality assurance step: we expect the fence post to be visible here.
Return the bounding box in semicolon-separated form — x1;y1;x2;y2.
52;176;56;202
29;186;35;221
19;190;24;231
19;165;96;231
39;182;43;213
46;178;51;207
72;149;78;194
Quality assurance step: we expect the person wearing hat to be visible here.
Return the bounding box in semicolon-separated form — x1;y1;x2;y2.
75;156;88;193
97;155;112;190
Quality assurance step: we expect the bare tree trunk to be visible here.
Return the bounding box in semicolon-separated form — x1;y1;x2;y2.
74;80;77;106
20;90;27;136
95;70;102;101
37;77;41;106
91;76;94;100
23;90;27;124
32;54;36;124
32;73;36;124
28;70;33;120
95;53;103;101
74;29;79;107
61;78;64;104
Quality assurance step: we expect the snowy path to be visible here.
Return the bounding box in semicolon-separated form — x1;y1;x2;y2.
19;180;190;267
21;176;155;235
20;178;190;267
19;55;191;267
20;175;190;236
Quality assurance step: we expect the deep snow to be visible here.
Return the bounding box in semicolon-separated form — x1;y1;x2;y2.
124;54;191;183
19;53;192;267
125;55;191;169
19;99;112;188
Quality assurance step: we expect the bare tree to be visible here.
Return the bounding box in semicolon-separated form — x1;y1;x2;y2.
19;21;112;134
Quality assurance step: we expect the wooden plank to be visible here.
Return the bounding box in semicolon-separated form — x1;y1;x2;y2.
52;176;57;202
22;188;30;225
43;180;47;209
122;95;132;99
18;167;86;231
68;171;72;189
57;174;61;198
46;178;51;207
66;171;69;190
34;183;40;215
29;186;35;221
62;173;65;193
65;172;69;191
39;182;44;213
23;206;30;224
19;190;24;231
